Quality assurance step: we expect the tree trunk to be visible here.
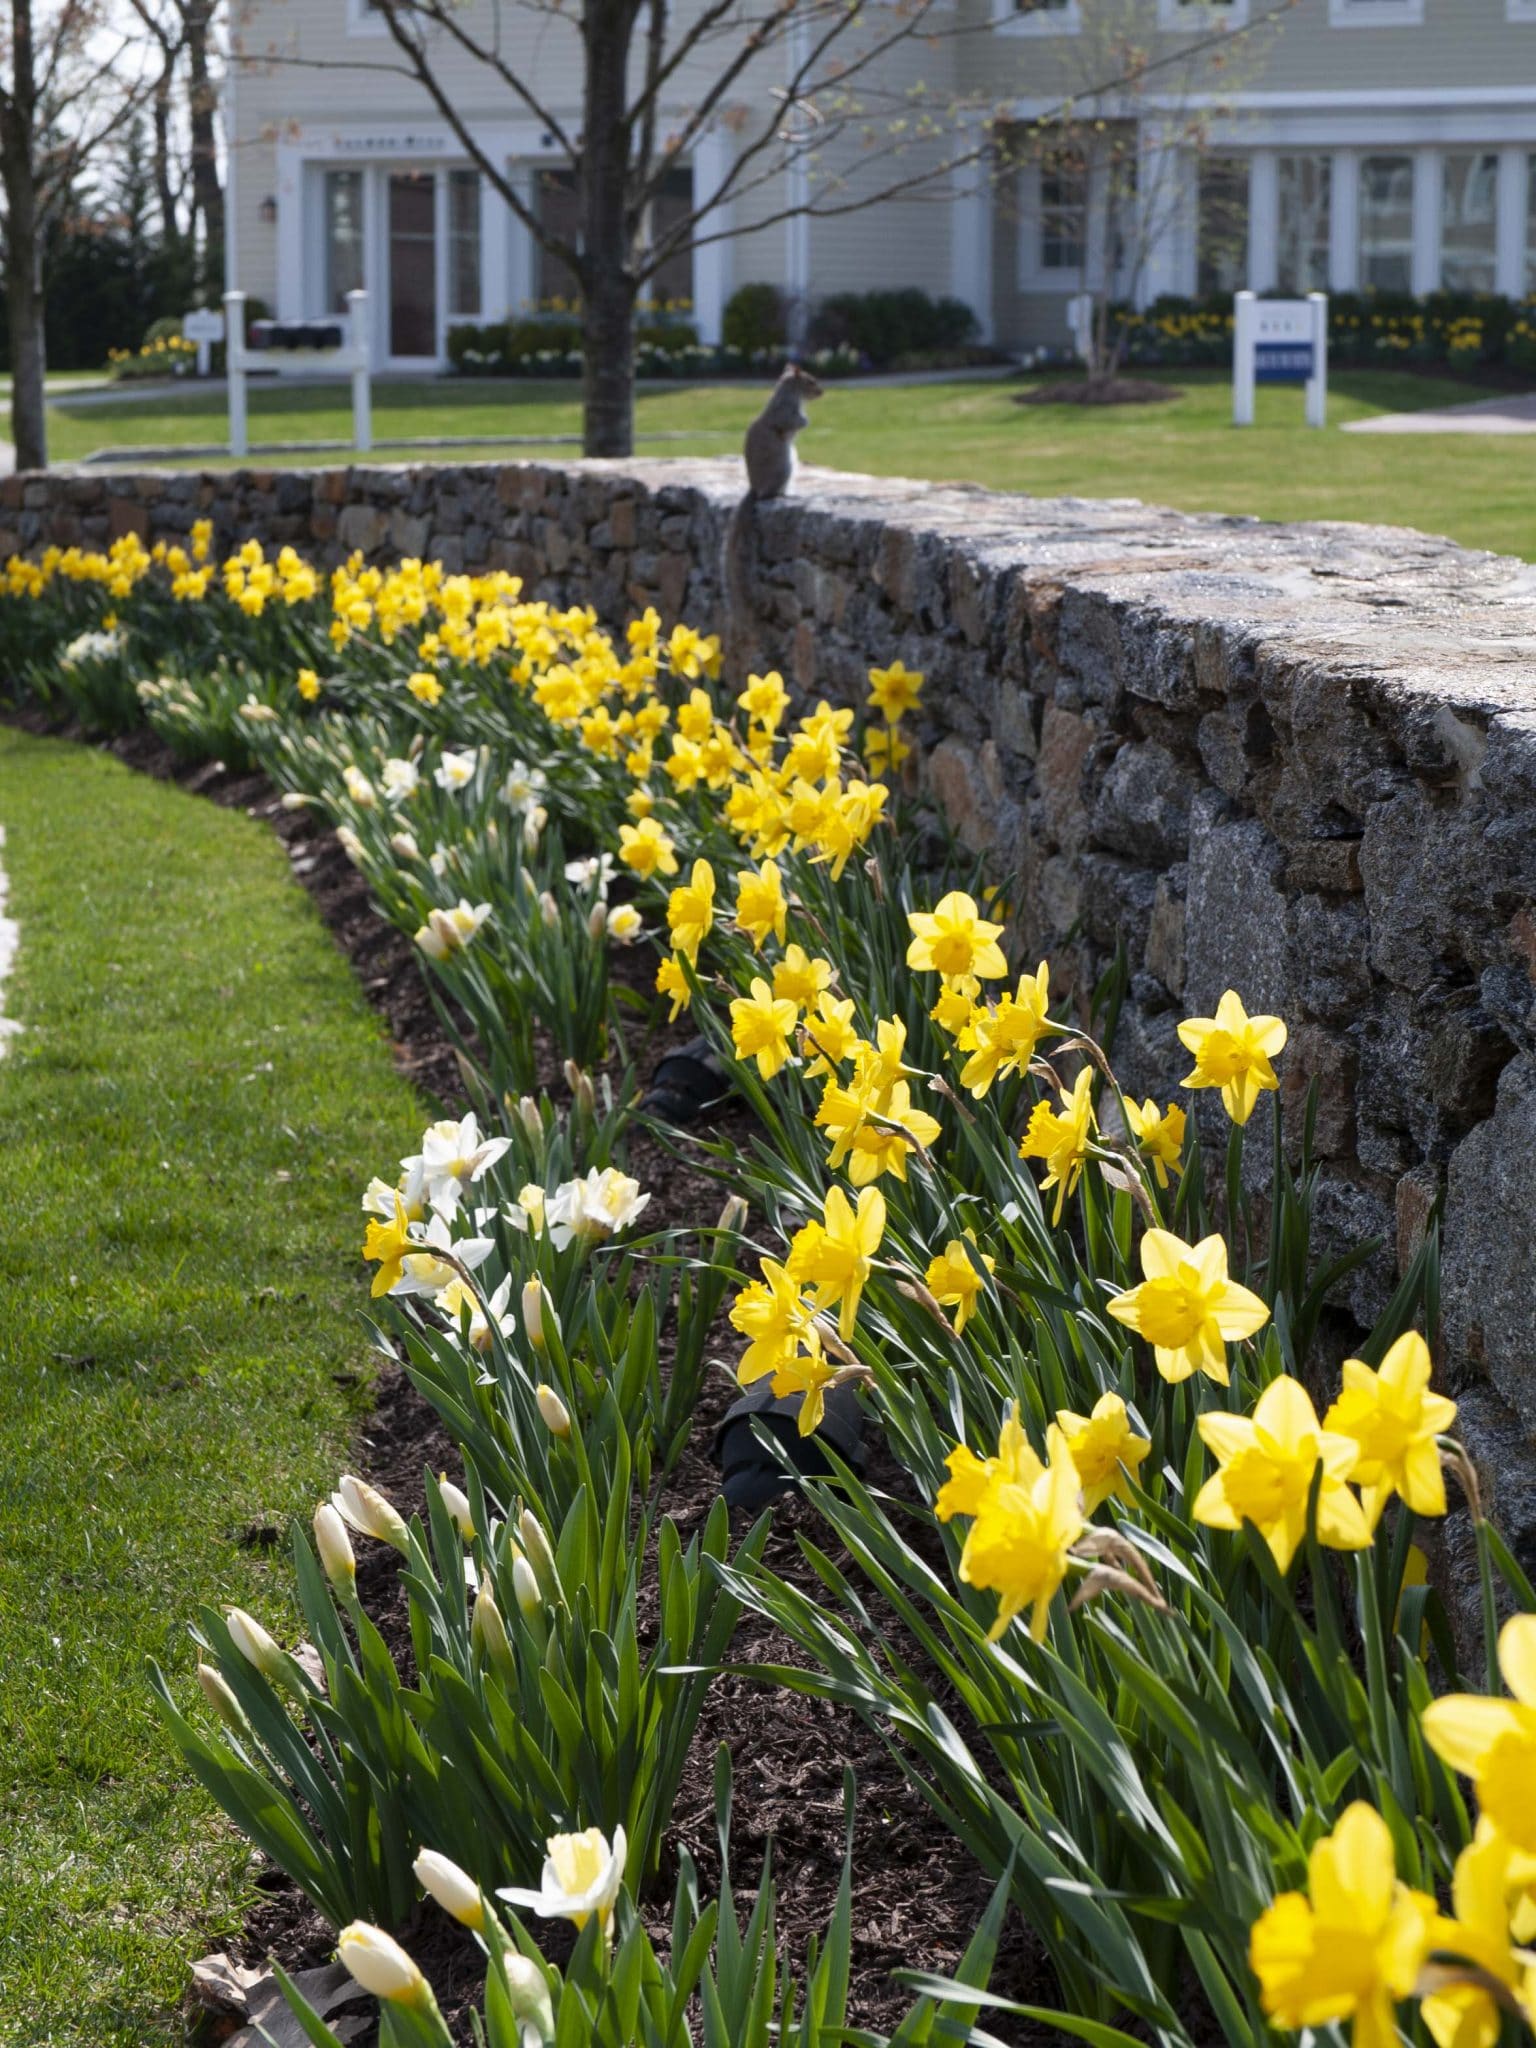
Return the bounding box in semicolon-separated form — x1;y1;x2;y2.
185;0;223;292
1;0;46;471
152;57;180;247
579;0;637;457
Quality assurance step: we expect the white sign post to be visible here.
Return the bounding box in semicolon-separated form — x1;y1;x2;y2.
183;307;224;377
222;288;374;461
1233;291;1328;428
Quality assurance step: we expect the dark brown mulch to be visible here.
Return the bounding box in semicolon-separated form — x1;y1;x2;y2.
1014;377;1182;406
13;707;1057;2042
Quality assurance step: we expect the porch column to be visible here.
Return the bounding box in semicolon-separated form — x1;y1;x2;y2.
691;128;731;347
275;139;304;318
1411;149;1440;296
1330;150;1360;293
1248;149;1278;293
950;136;995;344
1496;147;1528;299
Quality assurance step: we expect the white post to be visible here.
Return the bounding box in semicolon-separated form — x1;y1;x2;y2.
223;289;248;459
348;289;373;453
1306;291;1328;429
1233;289;1256;427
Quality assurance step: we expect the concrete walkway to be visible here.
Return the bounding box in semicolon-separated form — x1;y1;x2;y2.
1344;391;1536;435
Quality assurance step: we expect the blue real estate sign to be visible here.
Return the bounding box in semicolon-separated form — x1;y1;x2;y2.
1233;293;1328;426
1255;341;1315;384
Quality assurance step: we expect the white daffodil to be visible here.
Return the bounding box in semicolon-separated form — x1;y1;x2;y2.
501;761;547;811
434;748;478;792
362;1158;428;1223
498;1825;627;1937
606;903;643;944
343;764;377;808
419;1112;512;1219
381;757;420;802
505;1183;546;1236
546;1168;651;1251
392;1212;495;1298
564;853;616;896
436;1272;515;1354
335;824;364;865
415;899;490;962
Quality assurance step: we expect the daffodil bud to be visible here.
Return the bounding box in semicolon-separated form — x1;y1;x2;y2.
512;1553;543;1620
562;1059;583;1096
521;1277;556;1352
716;1193;748;1236
539;890;559;927
337;1924;430;2007
389;830;420;861
518;1509;561;1604
503;1954;555;2037
313;1502;357;1593
413;1849;485;1931
279;791;312;811
486;818;499;846
588;901;608;941
226;1607;286;1680
471;1583;515;1678
535;1383;571;1439
437;1476;475;1541
332;1474;410;1553
197;1662;247;1733
524;804;547;851
518;1094;542;1139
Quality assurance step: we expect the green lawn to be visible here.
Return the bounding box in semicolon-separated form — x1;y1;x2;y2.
0;732;423;2047
47;364;1536;560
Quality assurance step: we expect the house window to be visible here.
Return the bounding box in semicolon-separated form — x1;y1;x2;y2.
1440;153;1498;294
647;165;695;306
323;169;365;314
997;0;1080;31
448;168;482;318
1197;155;1248;297
1158;0;1249;27
1039;151;1087;273
1276;154;1330;295
535;166;582;305
1329;0;1424;22
388;170;437;356
1359;154;1414;293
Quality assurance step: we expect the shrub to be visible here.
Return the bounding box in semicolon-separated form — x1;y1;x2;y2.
810;286;977;365
722;281;789;356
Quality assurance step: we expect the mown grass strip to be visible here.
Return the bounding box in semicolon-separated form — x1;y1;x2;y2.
0;729;424;2047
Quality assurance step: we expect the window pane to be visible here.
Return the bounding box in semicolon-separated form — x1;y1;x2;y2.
1276;154;1330;294
448;168;481;317
324;169;365;314
1359;153;1413;293
535;167;582;305
1039;151;1086;270
1197;155;1248;296
1440;152;1497;293
388;171;437;356
649;165;694;306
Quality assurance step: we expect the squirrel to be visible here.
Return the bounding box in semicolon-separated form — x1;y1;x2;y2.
722;362;823;670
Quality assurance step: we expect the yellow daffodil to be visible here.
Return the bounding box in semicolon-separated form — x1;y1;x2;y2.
803;991;860;1073
738;669;789;728
906;891;1009;981
655;951;692;1019
1018;1066;1096;1223
1323;1329;1456;1533
363;1195;414;1299
1123;1098;1186;1187
772;944;834;1012
1421;1831;1522;2048
618;815;679;879
1249;1803;1437;2047
931;973;980;1038
1056;1392;1152;1513
817;1071;941;1185
296;666;321;702
785;1184;886;1340
1177;989;1287;1125
936;1414;1085;1641
867;659;924;723
734;861;787;948
924;1236;994;1334
666;859;715;963
407;670;443;706
957;964;1052;1098
730;978;800;1080
1106;1227;1268;1385
1194;1375;1371;1572
1422;1615;1536;1853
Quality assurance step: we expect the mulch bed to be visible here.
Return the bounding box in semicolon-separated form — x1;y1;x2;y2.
8;707;1053;2044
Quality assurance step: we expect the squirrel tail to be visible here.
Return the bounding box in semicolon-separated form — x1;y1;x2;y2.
722;494;758;682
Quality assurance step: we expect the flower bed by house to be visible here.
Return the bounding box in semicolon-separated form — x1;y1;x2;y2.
3;528;1533;2048
1118;287;1536;376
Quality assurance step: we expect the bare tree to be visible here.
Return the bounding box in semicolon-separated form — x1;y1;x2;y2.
1007;0;1295;393
0;0;148;468
246;0;1009;458
125;0;223;287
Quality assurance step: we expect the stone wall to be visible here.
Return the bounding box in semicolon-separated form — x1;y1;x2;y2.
6;456;1536;1561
